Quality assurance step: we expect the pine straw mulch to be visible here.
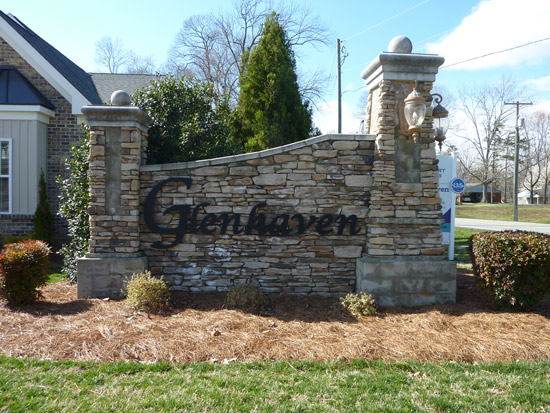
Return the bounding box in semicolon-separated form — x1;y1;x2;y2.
1;269;549;364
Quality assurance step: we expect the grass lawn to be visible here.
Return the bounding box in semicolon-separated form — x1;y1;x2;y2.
46;270;65;284
1;356;549;411
456;204;550;224
452;227;482;264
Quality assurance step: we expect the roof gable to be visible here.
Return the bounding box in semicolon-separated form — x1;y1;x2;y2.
0;66;55;109
0;11;102;111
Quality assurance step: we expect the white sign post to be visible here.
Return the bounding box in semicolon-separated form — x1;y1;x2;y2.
437;153;458;260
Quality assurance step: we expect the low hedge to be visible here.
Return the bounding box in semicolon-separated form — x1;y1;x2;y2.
0;240;51;305
469;231;550;310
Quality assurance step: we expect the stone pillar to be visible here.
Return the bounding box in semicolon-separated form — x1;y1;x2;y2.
77;91;152;298
356;36;456;306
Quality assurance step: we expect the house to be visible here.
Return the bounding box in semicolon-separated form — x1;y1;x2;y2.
460;183;502;203
518;188;549;205
0;11;156;246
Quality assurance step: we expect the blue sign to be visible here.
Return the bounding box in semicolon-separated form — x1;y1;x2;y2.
450;177;466;194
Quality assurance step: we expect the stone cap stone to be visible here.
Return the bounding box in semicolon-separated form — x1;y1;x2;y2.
85;252;144;259
82;105;152;128
361;52;445;91
367;217;445;225
141;133;375;172
358;256;452;262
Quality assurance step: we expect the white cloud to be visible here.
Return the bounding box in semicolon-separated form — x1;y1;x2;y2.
523;76;550;92
427;0;550;70
313;100;362;135
527;99;550;114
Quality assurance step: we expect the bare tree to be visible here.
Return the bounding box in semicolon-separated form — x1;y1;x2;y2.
523;111;550;203
94;37;130;74
166;14;238;102
126;53;156;75
456;75;521;203
165;0;330;105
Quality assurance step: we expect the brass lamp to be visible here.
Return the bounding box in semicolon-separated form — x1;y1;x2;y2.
399;83;426;142
431;93;449;151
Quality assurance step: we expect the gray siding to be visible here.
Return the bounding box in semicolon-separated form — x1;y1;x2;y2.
0;119;47;214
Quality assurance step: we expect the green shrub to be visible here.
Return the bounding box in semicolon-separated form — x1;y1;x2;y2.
225;280;268;312
123;271;170;314
469;231;550;309
340;292;377;316
57;131;90;281
0;240;51;305
33;170;54;246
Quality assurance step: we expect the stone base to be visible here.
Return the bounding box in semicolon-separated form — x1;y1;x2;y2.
356;256;456;307
77;255;148;299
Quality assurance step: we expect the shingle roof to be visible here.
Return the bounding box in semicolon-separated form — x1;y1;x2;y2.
0;11;102;104
465;184;501;193
89;73;159;104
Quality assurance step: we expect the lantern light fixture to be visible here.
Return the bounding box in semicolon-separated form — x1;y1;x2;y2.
399;82;450;150
399;82;426;142
430;93;450;151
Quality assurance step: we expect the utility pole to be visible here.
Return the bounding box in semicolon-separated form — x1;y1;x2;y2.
336;39;348;134
337;38;341;134
504;101;532;221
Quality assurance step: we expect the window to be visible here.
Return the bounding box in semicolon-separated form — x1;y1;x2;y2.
0;139;10;213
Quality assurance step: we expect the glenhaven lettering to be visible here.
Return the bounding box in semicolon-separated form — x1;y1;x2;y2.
144;177;362;249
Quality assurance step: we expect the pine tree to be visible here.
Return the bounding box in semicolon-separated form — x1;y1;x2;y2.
33;170;54;245
234;12;313;152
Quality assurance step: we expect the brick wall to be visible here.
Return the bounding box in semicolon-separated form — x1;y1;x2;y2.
0;38;84;247
140;135;374;295
0;214;33;242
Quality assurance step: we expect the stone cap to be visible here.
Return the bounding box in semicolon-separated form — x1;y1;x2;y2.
358;256;452;262
141;133;375;172
367;217;445;225
82;105;152;128
361;52;445;91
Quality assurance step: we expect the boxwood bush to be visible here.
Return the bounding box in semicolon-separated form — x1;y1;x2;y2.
123;271;170;314
469;231;550;310
0;240;51;305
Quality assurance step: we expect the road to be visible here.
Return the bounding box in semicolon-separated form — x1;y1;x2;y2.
456;218;550;235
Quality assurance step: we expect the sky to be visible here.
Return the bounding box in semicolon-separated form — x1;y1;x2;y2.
2;0;550;140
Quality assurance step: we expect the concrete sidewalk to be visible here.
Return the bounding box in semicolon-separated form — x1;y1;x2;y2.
456;218;550;235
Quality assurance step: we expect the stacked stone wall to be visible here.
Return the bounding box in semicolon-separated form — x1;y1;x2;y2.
87;125;146;255
366;80;444;256
0;38;84;246
139;135;374;295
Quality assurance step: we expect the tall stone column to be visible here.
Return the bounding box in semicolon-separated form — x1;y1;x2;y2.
77;91;152;298
356;36;456;306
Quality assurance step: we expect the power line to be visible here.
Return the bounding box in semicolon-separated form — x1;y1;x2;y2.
342;27;453;74
345;0;431;42
414;28;455;47
342;85;367;95
442;36;550;69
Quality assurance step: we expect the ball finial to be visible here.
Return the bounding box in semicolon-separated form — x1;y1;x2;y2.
110;90;131;106
388;36;413;53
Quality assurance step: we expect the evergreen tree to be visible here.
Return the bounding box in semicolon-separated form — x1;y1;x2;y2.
33;170;53;245
234;12;313;152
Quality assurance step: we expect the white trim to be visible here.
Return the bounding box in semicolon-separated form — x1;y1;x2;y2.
0;18;91;114
0;105;55;123
0;138;12;214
